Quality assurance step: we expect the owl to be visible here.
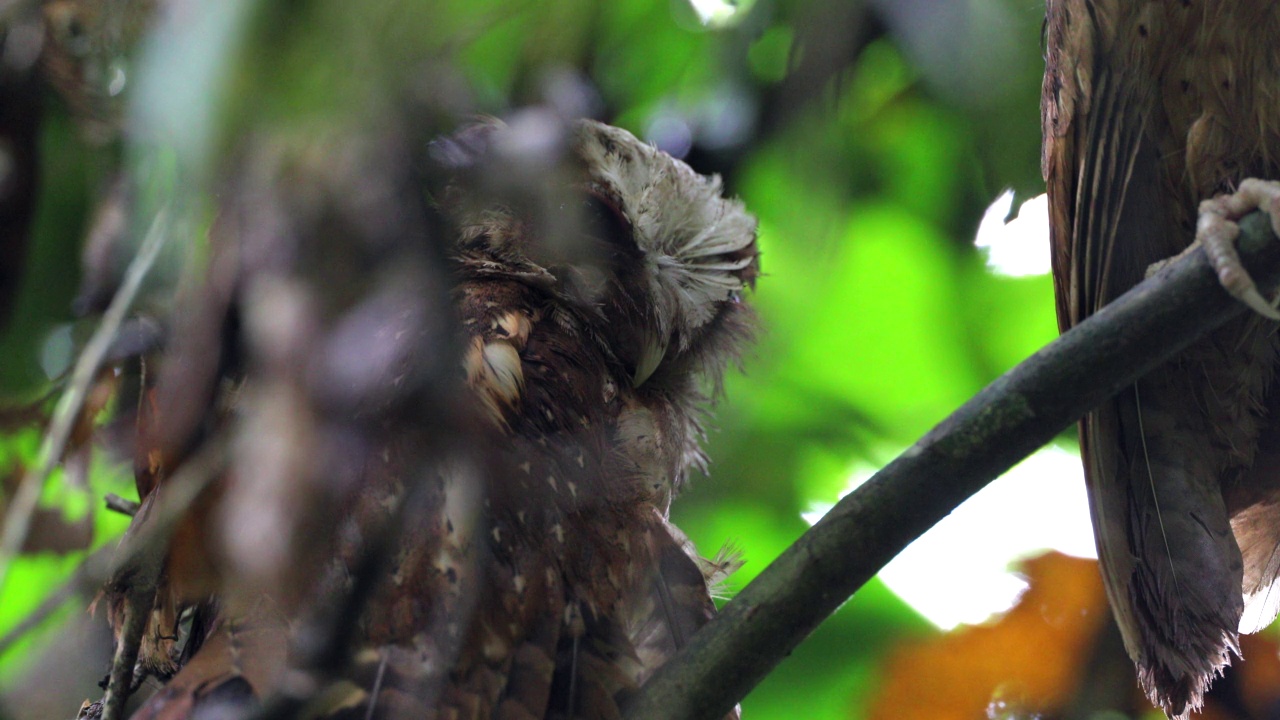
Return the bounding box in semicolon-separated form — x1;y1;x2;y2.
96;117;759;720
1044;1;1280;716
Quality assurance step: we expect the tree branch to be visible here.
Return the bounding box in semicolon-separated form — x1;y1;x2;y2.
624;211;1280;720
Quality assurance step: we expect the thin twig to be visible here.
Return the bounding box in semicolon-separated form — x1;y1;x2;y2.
100;586;149;720
0;210;169;596
623;213;1280;720
104;494;140;518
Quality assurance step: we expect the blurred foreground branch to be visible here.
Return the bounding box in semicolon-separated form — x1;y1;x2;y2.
0;210;170;595
625;212;1280;720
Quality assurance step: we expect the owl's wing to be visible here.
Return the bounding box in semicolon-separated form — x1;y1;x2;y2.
622;512;740;720
1043;0;1174;329
1044;2;1244;716
540;520;734;719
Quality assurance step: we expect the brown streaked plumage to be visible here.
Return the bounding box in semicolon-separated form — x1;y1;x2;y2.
99;118;758;720
1044;1;1280;716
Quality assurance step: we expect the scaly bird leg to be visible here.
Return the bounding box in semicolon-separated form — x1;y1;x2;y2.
1194;179;1280;320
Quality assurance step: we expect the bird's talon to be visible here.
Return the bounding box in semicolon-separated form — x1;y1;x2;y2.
1196;178;1280;321
1238;286;1280;321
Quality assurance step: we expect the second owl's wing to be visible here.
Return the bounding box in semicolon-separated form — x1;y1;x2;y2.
1044;1;1244;716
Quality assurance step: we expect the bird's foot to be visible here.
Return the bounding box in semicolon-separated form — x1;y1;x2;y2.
1173;178;1280;319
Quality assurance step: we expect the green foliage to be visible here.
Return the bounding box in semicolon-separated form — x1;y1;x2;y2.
0;114;92;397
0;452;134;679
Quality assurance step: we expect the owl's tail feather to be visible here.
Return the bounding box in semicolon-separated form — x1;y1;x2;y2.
1085;382;1243;719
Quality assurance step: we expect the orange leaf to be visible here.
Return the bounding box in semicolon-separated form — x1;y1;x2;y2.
868;552;1106;720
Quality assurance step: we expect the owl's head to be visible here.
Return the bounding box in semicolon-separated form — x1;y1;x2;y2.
570;120;759;392
437;116;759;393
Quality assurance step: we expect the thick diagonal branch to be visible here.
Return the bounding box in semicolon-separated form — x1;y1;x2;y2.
624;211;1280;720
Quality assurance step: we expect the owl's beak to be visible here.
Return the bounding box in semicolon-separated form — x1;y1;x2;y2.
633;335;667;387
